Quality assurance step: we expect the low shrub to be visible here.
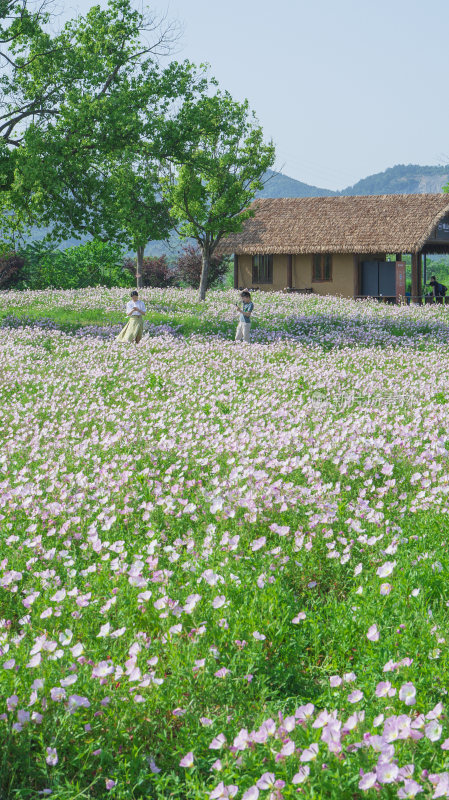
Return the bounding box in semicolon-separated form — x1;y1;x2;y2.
123;254;176;288
0;251;25;288
175;244;229;288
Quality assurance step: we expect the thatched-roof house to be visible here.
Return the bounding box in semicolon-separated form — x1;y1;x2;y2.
221;194;449;300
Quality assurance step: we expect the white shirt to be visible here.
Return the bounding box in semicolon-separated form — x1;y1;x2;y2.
126;299;146;316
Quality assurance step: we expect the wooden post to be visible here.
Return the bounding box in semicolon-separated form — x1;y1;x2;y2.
287;254;293;289
233;254;238;289
396;261;406;302
411;252;419;302
353;255;359;298
417;251;422;302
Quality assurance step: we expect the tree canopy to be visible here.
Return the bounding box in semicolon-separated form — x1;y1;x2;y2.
1;2;275;295
161;90;275;299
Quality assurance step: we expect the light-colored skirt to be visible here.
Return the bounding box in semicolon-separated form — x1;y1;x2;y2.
115;316;144;343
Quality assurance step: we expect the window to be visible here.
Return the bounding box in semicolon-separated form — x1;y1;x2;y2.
312;254;332;282
252;254;273;284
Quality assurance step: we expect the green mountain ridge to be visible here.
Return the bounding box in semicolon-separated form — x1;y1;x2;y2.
259;163;449;198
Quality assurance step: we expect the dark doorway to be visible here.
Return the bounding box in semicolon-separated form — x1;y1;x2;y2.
361;261;396;297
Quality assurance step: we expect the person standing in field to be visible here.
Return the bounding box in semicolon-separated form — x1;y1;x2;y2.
234;290;254;342
429;275;447;304
116;290;146;344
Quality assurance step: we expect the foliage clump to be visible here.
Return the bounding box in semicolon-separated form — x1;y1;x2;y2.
15;241;130;290
0;251;25;288
123;254;175;288
175;245;229;289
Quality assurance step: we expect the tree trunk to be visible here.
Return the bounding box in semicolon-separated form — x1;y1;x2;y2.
136;245;144;289
198;246;210;301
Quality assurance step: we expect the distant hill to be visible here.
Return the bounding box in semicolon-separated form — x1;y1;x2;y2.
25;163;449;253
258;169;335;198
340;164;449;196
260;164;449;199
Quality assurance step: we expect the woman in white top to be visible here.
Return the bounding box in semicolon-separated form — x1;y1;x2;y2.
115;290;146;343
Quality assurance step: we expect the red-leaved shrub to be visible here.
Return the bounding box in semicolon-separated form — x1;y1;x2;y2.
123;255;175;288
0;252;25;288
175;245;228;289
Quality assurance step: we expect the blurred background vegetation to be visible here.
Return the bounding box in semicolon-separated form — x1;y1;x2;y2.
0;241;233;291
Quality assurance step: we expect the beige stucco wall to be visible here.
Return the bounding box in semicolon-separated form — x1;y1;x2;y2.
237;253;356;297
237;254;288;292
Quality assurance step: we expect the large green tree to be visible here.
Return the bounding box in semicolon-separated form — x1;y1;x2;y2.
4;0;200;284
161;90;275;300
12;55;207;286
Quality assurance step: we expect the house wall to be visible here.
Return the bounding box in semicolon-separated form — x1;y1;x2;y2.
237;253;356;297
238;254;288;292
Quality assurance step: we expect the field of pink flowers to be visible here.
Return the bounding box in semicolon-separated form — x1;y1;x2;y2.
2;289;449;799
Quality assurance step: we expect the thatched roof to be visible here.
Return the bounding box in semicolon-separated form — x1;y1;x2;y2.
220;194;449;255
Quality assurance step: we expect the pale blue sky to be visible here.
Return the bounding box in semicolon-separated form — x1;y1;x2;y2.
65;0;449;190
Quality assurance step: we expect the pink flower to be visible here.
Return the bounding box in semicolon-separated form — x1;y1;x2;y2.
50;589;66;603
427;702;444;720
376;762;399;784
329;675;342;687
295;703;314;722
292;766;310;784
233;729;249;751
279;739;295;757
256;773;276;790
214;668;230;678
375;681;391;697
46;747;58;766
92;661;114;679
179;752;194;767
251;537;266;551
292;612;306;623
26;653;41;668
397;779;423;798
358;771;377;790
376;561;396;578
209;783;238;799
209;733;226;750
429;772;449;798
242;788;259;800
300;743;319;762
348;690;363;703
380;583;392;595
50;687;66;702
367;624;379;642
105;779;116;790
68;695;90;711
269;523;290;536
399;683;416;706
425;721;442;742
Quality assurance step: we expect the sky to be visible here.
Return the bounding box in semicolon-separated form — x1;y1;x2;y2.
64;0;449;191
